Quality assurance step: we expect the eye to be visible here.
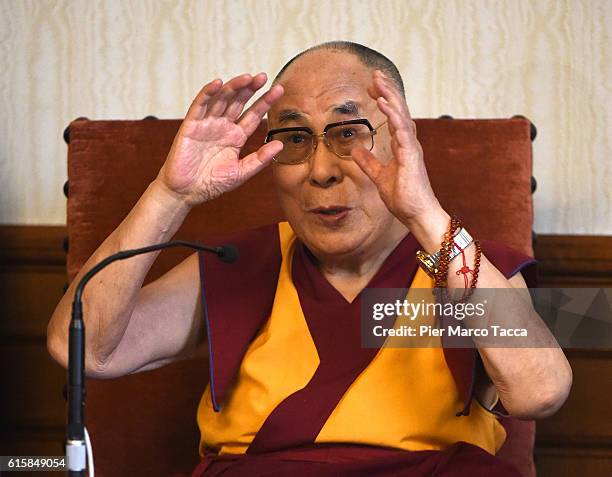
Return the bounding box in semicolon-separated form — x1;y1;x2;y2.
273;130;310;148
331;125;361;143
288;134;306;144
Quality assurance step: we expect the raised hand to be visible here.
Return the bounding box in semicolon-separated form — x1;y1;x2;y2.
351;70;442;227
157;73;284;206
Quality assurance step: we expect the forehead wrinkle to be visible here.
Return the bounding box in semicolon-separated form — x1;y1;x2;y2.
272;79;373;126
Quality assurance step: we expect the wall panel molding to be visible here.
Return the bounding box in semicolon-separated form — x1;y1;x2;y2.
3;226;610;280
0;225;66;267
534;235;612;286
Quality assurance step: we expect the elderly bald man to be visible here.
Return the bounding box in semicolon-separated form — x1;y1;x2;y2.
48;41;571;476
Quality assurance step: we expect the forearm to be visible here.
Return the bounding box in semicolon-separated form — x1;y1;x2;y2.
479;345;572;418
47;73;282;375
466;272;571;418
47;178;192;371
407;207;572;418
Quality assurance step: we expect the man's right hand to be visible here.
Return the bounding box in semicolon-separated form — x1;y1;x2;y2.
157;73;284;206
48;74;283;378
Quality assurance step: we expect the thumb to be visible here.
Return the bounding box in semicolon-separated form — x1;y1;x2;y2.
351;146;384;183
237;140;283;182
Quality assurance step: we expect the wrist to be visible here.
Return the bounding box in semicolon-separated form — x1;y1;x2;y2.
149;177;194;215
404;206;451;254
417;227;474;278
109;178;193;259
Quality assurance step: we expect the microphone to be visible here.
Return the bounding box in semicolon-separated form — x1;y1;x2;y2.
216;244;238;264
66;240;237;476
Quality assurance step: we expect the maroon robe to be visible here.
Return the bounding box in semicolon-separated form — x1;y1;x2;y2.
194;224;536;476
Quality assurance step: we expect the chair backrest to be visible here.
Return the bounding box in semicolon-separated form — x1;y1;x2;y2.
66;117;536;477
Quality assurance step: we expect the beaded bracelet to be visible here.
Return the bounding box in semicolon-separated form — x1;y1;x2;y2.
434;215;482;303
433;215;461;289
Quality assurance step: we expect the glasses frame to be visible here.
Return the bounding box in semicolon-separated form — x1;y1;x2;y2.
265;118;388;165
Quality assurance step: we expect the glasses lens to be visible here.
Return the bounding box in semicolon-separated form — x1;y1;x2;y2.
269;130;313;164
327;123;373;157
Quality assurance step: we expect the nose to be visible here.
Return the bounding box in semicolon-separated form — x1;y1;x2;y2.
308;136;344;188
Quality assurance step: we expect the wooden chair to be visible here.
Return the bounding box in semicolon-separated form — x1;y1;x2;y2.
64;116;537;477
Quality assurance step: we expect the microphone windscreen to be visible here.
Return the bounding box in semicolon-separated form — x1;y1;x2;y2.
218;245;238;263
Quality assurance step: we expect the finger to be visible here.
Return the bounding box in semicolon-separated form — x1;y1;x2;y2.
372;70;404;99
186;79;223;120
237;140;284;182
370;71;415;138
205;73;254;117
238;84;284;136
223;72;268;121
393;127;421;153
367;70;390;99
367;71;392;101
377;96;416;139
379;111;420;162
351;146;385;183
372;71;413;120
206;73;255;117
374;78;409;117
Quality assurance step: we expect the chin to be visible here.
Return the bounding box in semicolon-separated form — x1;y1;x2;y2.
300;226;368;258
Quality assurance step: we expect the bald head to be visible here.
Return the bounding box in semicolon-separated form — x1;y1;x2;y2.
273;41;405;98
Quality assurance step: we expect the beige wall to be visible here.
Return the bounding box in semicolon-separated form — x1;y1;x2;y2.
1;0;610;233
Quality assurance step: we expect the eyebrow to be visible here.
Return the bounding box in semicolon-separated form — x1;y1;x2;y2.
276;100;361;126
331;101;360;116
277;110;305;125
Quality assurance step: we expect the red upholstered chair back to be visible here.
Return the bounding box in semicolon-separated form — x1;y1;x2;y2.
65;117;536;477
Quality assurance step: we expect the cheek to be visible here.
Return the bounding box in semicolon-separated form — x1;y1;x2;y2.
272;165;307;209
360;188;389;218
348;168;388;216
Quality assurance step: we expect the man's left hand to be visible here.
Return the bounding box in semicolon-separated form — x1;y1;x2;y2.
352;70;445;234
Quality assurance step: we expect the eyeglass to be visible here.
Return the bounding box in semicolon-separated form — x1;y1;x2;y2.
265;118;388;165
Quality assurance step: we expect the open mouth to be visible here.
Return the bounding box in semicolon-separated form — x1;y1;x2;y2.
311;206;350;215
315;208;346;215
310;207;352;223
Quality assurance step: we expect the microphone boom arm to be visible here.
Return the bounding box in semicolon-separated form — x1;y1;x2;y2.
66;240;237;475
